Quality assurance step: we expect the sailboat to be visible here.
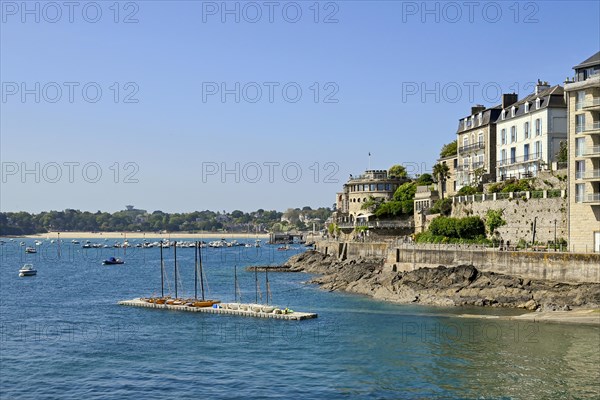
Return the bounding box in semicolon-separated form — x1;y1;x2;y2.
144;241;219;308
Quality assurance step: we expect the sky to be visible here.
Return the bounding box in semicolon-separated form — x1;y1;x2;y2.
1;0;599;213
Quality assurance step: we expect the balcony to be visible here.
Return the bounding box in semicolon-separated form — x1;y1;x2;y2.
583;193;600;204
583;97;600;111
456;165;470;172
458;142;485;153
338;220;413;229
576;169;600;181
497;152;542;167
579;122;600;135
581;145;600;157
471;161;485;169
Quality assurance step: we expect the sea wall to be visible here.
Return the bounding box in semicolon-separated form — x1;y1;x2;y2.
314;240;600;284
451;195;567;245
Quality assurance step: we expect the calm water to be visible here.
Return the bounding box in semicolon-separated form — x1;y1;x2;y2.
1;238;599;399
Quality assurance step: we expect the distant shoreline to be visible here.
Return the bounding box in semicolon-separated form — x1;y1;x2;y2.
10;232;272;240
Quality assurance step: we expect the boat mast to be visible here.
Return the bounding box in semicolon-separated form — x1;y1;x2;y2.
194;241;198;300
234;264;238;303
199;242;205;301
265;267;270;305
255;265;258;304
160;241;164;298
174;241;178;299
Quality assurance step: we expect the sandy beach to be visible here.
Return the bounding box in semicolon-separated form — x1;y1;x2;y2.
19;232;271;240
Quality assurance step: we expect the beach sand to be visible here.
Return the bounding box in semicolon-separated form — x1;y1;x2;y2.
458;309;600;326
20;232;271;240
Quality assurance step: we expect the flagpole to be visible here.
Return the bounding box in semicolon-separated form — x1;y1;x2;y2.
368;152;371;170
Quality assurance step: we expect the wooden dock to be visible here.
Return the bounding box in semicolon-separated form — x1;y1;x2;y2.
118;298;317;321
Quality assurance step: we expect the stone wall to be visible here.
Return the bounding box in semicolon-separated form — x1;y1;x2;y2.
451;196;567;244
313;239;600;284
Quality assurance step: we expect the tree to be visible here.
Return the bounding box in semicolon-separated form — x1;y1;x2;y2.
432;163;450;199
472;167;486;186
556;141;568;163
416;173;434;186
388;165;407;179
439;140;457;158
485;209;506;237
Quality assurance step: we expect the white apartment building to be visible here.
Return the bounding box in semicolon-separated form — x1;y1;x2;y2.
496;82;567;181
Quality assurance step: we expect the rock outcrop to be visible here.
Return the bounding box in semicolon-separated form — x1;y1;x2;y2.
285;251;600;309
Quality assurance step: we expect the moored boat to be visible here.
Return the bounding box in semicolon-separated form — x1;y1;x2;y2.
102;257;124;265
19;264;37;277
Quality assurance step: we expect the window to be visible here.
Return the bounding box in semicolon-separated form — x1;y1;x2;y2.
524;121;530;139
463;157;469;168
511;126;517;143
576;91;585;110
576;114;586;133
535;119;541;136
478;154;484;165
370;184;376;191
510;147;516;164
575;137;586;157
501;129;506;145
463;136;469;147
576;183;585;203
511;106;516;117
501;149;506;165
524;103;529;113
385;184;391;191
535;98;541;109
478;132;484;144
534;141;542;158
478;112;483;125
501;110;506;120
377;183;384;191
524;144;530;161
575;160;586;179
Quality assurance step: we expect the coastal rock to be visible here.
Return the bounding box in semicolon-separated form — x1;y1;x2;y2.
285;251;600;310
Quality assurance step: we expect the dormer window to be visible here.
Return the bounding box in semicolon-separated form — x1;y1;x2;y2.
524;102;529;113
535;98;541;110
501;110;506;120
464;118;469;130
511;106;516;117
478;112;483;125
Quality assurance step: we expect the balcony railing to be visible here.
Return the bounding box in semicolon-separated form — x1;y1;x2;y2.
583;193;600;203
458;142;485;153
497;152;542;166
471;161;485;169
576;169;600;180
579;122;600;133
580;145;600;157
456;165;470;172
583;98;600;108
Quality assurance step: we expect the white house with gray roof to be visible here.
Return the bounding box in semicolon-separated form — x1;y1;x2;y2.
495;81;567;181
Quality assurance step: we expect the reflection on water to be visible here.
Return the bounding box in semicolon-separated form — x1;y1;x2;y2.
0;239;599;399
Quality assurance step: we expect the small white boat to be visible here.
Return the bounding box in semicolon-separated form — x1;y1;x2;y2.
25;247;37;254
19;264;37;277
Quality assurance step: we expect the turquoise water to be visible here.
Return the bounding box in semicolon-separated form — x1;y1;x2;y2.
1;239;599;399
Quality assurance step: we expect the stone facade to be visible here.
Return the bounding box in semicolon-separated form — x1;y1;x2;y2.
335;170;406;225
565;51;600;253
451;195;567;245
437;154;457;197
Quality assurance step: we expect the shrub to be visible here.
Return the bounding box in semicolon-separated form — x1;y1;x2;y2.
457;186;478;195
430;198;452;216
428;216;485;239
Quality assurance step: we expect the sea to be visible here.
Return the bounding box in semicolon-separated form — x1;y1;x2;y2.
1;238;599;399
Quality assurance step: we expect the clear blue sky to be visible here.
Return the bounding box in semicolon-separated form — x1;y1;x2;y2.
1;0;599;213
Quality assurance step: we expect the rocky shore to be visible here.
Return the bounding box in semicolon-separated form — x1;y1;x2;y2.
284;251;600;312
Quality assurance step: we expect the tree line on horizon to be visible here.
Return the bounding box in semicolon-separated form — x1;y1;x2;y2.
0;207;332;236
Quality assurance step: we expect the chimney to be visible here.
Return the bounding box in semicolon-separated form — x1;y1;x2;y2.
535;79;550;94
471;105;485;115
502;93;518;109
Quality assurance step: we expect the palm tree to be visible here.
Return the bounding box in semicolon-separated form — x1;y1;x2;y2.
432;163;450;199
